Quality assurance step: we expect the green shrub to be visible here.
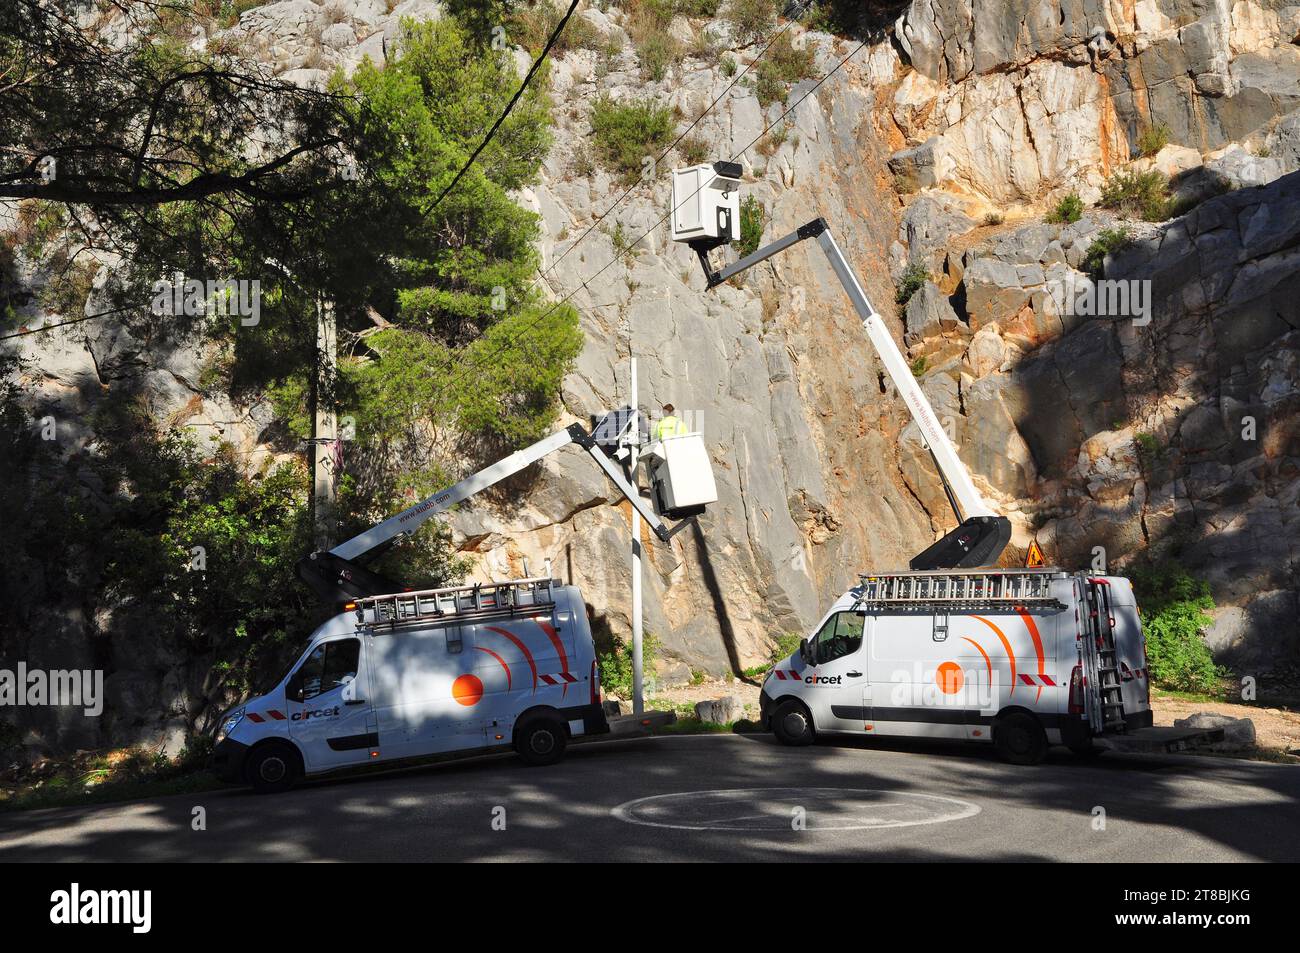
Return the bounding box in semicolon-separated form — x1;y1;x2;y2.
734;194;765;256
1129;563;1222;693
801;0;879;37
636;32;680;81
1099;168;1171;221
742;633;805;677
752;31;814;105
1133;430;1161;466
1081;225;1131;278
214;0;264;28
507;0;602;55
590;95;676;181
676;0;723;14
1137;122;1171;158
719;54;737;77
723;0;779;44
895;262;929;306
910;355;928;377
1046;192;1083;224
597;632;661;699
679;134;710;165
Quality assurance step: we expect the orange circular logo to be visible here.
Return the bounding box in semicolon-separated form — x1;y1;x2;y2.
452;673;484;706
936;661;964;695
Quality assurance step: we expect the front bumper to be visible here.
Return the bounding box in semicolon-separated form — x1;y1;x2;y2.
211;738;250;783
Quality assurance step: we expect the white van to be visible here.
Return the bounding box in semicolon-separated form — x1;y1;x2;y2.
759;569;1153;764
213;577;608;792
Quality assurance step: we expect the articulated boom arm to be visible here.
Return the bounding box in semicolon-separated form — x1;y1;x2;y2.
697;217;1011;570
299;422;677;604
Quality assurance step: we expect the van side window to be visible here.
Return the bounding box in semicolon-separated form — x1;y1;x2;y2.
297;639;360;702
812;612;864;664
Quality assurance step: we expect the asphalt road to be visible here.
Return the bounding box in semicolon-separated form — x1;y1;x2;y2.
2;733;1297;861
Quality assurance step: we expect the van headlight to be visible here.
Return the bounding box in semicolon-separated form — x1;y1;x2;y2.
217;708;245;743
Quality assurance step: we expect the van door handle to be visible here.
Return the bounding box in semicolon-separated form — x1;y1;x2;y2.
847;671;863;678
345;699;368;706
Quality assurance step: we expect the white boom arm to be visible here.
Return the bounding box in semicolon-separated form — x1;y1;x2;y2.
332;423;673;562
813;228;996;521
695;216;1010;569
301;421;683;602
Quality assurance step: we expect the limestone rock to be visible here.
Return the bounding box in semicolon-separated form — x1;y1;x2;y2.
1173;712;1257;750
695;695;742;724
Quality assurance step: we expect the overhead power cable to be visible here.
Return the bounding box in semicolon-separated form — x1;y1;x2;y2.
538;0;815;284
419;0;583;219
438;35;872;396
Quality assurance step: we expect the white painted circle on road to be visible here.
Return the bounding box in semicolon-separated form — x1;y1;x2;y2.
612;787;980;832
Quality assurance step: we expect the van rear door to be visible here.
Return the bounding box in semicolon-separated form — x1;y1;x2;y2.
286;636;377;772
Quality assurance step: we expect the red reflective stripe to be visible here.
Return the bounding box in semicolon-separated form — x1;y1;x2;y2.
774;670;786;680
534;618;569;698
1019;674;1036;686
246;712;264;723
268;710;286;720
1038;674;1056;687
540;674;558;685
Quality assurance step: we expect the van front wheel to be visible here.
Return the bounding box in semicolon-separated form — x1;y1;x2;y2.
994;712;1048;765
246;743;300;794
771;701;815;746
516;718;567;767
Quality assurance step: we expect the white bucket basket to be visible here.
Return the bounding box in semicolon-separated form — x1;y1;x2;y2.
646;433;718;517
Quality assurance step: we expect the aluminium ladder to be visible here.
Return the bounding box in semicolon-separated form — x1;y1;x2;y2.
1084;579;1127;729
355;576;559;629
852;569;1066;612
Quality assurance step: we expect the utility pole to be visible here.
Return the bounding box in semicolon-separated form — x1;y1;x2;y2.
312;295;338;550
627;356;644;715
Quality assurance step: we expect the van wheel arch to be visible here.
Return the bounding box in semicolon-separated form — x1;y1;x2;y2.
992;707;1048;765
244;738;304;793
514;705;568;737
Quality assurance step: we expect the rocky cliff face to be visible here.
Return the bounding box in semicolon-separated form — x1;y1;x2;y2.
5;0;1299;751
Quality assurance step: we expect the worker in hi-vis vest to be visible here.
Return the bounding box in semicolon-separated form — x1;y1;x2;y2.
655;403;689;440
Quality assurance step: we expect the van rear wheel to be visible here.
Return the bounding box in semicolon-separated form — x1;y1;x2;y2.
994;712;1047;765
771;700;815;746
516;718;567;767
246;742;300;794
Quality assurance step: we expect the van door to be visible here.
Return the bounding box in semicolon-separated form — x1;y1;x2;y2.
369;624;488;759
286;637;376;773
806;610;869;731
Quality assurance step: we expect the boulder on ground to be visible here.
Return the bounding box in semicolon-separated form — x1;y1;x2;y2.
1173;711;1257;750
695;695;741;724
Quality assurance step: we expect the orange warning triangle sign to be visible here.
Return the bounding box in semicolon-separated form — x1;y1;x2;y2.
1025;539;1046;568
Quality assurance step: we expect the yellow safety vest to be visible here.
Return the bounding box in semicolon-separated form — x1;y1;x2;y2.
655;415;688;440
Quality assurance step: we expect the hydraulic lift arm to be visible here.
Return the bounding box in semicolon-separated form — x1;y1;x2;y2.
299;422;681;603
695;217;1011;570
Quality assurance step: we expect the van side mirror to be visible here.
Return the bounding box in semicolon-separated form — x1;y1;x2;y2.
799;638;813;666
286;671;304;703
